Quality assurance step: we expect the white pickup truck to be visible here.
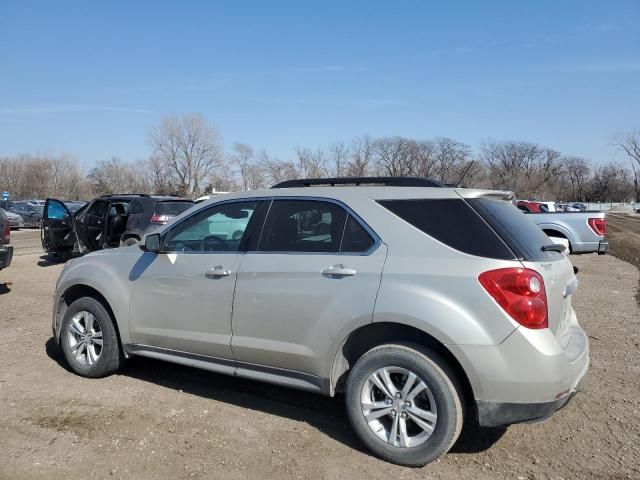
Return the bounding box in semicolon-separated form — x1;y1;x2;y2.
523;210;608;254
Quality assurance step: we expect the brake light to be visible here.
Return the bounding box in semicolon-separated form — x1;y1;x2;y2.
479;268;548;329
151;214;171;224
587;218;606;236
2;221;9;244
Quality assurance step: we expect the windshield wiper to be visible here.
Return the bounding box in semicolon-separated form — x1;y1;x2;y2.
541;243;566;253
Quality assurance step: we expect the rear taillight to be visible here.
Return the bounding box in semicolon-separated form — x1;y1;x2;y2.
2;221;9;244
587;217;606;236
151;214;171;224
479;268;548;329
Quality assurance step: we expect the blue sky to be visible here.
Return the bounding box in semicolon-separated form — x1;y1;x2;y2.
0;0;638;169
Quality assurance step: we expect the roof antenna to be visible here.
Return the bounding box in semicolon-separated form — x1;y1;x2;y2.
456;160;475;187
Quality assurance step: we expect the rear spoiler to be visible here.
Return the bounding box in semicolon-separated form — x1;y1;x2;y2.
455;189;515;203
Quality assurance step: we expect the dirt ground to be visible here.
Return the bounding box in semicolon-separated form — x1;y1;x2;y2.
608;214;640;305
1;229;639;480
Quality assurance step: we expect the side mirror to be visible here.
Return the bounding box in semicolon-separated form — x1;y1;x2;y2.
141;233;161;253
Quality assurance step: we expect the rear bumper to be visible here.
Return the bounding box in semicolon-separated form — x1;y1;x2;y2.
0;245;13;270
477;378;582;427
448;311;589;427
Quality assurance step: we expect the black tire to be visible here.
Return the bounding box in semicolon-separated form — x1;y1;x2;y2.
345;343;463;467
60;297;124;378
122;236;139;247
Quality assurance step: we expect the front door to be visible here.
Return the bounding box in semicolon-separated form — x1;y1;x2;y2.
42;199;74;252
231;199;387;379
129;200;266;360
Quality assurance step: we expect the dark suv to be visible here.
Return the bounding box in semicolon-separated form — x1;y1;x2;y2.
42;194;194;260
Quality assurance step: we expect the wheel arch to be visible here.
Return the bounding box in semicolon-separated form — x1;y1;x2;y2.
54;284;124;352
120;233;141;244
330;322;475;417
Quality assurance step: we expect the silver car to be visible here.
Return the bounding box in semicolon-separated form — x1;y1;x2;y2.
51;177;588;466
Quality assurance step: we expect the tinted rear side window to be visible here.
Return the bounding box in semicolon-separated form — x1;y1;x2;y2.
377;199;515;260
260;200;347;253
467;198;563;262
156;201;194;216
340;215;375;253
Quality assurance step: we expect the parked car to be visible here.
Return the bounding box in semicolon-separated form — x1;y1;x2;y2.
556;203;581;212
10;201;44;228
517;200;556;213
52;177;588;467
0;208;24;229
42;194;194;260
522;210;608;254
571;203;587;212
0;209;13;271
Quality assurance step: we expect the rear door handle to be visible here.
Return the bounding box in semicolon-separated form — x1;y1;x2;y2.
321;264;357;278
205;266;232;278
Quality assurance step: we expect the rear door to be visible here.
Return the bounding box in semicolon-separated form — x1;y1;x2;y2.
231;198;386;380
42;199;74;252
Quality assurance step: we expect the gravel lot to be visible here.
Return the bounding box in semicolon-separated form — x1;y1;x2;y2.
1;230;639;480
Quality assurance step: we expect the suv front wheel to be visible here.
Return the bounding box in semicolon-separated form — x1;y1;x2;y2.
60;297;124;378
345;343;463;467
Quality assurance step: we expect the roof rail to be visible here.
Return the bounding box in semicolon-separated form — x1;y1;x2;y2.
271;177;442;189
99;193;151;198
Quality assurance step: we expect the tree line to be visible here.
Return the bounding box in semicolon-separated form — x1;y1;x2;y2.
1;113;638;203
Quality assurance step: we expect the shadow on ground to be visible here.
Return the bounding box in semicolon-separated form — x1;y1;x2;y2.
0;283;11;295
44;337;506;457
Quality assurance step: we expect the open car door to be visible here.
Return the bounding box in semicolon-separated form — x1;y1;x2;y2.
42;198;75;255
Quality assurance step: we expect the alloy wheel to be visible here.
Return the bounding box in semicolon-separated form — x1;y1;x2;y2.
360;366;438;448
66;311;103;366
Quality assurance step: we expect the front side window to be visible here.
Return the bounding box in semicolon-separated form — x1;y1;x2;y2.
164;201;259;253
259;200;348;253
46;201;68;220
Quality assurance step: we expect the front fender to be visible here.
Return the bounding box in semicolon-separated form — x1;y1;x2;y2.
55;252;138;344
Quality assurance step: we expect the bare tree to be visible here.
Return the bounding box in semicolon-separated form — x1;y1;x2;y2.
613;129;640;202
258;150;299;186
587;163;634;202
232;143;266;190
327;141;349;177
373;136;413;176
479;140;562;198
346;135;373;177
149;114;222;196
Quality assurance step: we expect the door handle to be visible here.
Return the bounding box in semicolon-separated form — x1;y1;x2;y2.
321;264;357;278
205;266;232;278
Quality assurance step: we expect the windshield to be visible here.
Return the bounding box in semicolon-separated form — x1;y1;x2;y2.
155;201;194;216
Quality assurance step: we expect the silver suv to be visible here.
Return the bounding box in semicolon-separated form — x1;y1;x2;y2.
52;177;588;466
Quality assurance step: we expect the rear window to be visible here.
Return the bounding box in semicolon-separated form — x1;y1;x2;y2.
155;201;194;216
467;198;563;262
378;199;515;260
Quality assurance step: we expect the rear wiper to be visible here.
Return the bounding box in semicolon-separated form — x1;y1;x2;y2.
541;244;566;253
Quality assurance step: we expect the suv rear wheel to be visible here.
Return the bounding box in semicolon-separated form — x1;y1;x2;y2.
345;343;463;467
60;297;124;378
